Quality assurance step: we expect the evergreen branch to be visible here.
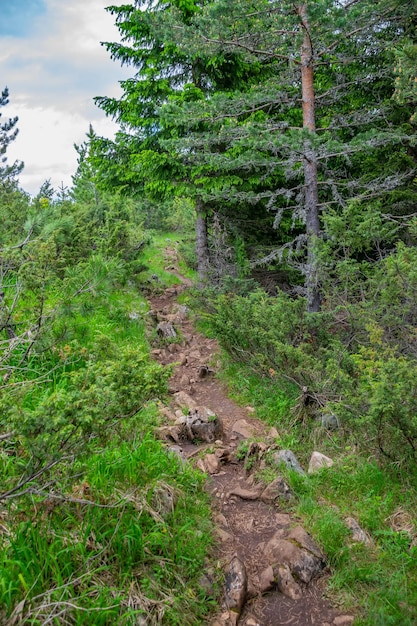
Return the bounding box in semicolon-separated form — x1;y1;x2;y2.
249;235;307;268
192;31;301;63
317;7;396;58
0;227;34;253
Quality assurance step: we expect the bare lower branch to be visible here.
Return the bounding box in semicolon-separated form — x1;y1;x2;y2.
0;227;34;253
0;456;72;501
27;488;128;509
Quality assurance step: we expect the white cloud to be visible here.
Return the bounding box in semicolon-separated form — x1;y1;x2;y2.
1;0;131;194
8;104;119;194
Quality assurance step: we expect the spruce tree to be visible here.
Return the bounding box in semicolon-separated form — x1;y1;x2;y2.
160;0;415;309
94;0;268;283
0;87;23;183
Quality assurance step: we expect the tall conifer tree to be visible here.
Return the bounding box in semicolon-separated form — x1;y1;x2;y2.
0;87;23;183
159;0;415;309
94;0;268;282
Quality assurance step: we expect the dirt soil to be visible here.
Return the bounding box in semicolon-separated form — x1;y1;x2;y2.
148;248;354;626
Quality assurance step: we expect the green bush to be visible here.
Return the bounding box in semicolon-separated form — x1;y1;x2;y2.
0;344;169;496
202;257;417;467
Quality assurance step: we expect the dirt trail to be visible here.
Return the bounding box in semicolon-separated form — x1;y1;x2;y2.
148;248;354;626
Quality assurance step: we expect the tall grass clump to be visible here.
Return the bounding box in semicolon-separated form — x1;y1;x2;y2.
1;425;214;625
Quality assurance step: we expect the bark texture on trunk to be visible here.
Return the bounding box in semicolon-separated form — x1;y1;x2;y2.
298;3;321;313
195;198;210;286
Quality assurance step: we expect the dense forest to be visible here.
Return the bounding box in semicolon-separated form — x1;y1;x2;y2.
1;0;417;624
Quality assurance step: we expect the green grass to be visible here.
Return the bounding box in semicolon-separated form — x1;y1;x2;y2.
292;460;417;625
1;405;216;626
217;356;298;429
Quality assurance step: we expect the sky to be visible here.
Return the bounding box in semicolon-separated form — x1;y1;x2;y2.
0;0;131;195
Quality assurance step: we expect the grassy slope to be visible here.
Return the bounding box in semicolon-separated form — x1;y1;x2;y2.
8;225;415;625
0;236;214;625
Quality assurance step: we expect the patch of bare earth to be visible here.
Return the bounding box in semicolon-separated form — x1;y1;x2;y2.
148;252;354;626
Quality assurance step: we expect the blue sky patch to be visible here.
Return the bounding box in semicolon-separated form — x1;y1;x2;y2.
0;0;46;37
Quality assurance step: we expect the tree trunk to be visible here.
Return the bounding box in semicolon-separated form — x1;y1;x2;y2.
195;198;210;286
298;3;321;313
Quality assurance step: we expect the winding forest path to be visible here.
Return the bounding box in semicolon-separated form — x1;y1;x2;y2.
148;246;354;626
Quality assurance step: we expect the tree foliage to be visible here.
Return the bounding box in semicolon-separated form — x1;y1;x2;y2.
0;87;23;183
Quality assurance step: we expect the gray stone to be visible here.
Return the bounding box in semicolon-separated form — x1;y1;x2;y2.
173;391;198;410
263;529;325;584
204;453;221;474
274;563;302;600
151;482;177;517
271;450;306;475
345;517;371;544
166;445;185;460
259;565;275;593
321;413;340;429
232;419;255;439
268;427;279;439
227;485;264;501
308;451;334;474
186;407;223;443
188;349;201;361
195;405;216;420
156;321;177;339
275;513;291;526
260;476;292;503
286;526;325;560
179;374;190;387
174;417;187;430
198;365;215;379
225;556;247;614
158;406;177;421
154;425;181;444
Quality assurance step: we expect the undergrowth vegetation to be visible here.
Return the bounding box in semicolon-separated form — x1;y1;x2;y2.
202;243;417;470
209;352;417;625
1;420;214;625
0;193;213;625
189;233;417;624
